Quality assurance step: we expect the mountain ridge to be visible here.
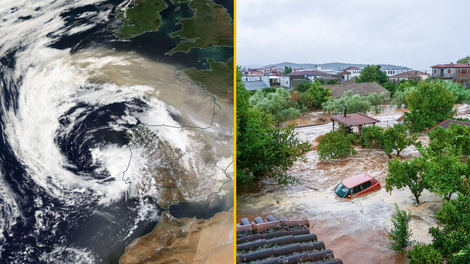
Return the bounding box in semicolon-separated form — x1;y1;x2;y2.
259;62;410;70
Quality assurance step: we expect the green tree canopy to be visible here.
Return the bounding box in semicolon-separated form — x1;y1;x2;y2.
420;145;465;201
360;125;385;149
428;124;470;155
457;56;470;64
383;124;418;157
236;69;311;187
389;204;413;254
299;82;332;110
322;90;371;115
403;81;455;132
249;87;301;126
407;243;443;264
284;66;292;75
317;130;358;160
429;194;470;263
296;80;311;93
367;92;388;114
355;65;389;85
386;157;428;204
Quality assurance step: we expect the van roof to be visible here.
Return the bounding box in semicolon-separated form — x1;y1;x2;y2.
343;173;373;188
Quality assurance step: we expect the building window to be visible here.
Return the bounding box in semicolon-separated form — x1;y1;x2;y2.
448;69;451;74
463;69;468;74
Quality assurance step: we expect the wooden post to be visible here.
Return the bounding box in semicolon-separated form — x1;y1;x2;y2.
332;120;335;131
358;125;363;135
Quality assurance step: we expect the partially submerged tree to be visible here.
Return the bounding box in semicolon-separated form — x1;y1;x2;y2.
322;90;371;115
386;157;427;204
368;92;388;114
360;125;385;149
389;204;413;254
317;130;357;160
250;87;301;126
383;124;418;157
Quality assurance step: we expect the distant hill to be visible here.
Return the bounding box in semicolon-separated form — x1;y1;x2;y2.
261;62;410;70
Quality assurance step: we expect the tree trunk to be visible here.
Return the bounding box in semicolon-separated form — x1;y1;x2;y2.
396;149;401;158
414;193;420;205
447;192;452;201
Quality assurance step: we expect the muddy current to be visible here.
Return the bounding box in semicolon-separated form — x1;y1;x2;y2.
238;105;470;264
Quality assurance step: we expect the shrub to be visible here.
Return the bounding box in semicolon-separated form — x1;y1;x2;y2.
296;80;311;93
299;82;332;110
368;92;388;114
250;87;301;126
407;243;443;264
360;125;384;149
322;90;371;115
389;204;413;254
318;130;357;160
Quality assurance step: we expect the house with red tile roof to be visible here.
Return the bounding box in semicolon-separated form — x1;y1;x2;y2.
389;70;428;83
431;62;470;85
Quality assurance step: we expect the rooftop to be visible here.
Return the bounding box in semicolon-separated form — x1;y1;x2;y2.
431;63;470;68
426;119;470;132
287;70;331;77
324;82;390;98
236;215;343;264
330;112;380;128
242;80;269;91
389;70;427;78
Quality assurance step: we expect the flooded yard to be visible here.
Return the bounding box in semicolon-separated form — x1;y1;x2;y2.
238;105;470;264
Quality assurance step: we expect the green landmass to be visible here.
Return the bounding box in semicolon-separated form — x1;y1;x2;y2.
183;58;233;100
167;0;233;55
115;0;168;39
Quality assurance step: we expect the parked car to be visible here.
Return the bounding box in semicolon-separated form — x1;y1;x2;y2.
334;173;380;198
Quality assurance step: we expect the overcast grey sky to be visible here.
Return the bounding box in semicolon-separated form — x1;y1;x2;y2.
237;0;470;70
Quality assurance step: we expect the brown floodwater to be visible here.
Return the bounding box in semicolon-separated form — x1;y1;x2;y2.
238;106;470;264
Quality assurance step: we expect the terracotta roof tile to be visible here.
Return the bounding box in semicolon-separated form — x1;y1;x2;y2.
431;63;470;68
426;119;470;132
331;112;380;127
324;82;390;98
236;215;343;264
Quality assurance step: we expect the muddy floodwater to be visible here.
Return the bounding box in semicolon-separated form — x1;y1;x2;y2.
238;105;470;264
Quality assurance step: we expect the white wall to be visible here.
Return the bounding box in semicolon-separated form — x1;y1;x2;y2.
280;76;291;88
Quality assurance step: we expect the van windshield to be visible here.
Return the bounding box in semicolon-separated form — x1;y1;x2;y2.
334;182;350;198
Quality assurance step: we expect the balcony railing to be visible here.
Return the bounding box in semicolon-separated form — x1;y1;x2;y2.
431;72;455;78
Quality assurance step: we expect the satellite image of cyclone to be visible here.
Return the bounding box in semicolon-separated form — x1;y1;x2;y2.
0;0;234;263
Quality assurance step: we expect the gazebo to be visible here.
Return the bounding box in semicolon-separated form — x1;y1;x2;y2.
331;112;380;135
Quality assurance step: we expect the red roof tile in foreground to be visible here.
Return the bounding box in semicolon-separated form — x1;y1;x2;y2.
236;215;343;264
331;112;380;127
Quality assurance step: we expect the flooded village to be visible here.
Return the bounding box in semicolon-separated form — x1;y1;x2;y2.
236;62;470;264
